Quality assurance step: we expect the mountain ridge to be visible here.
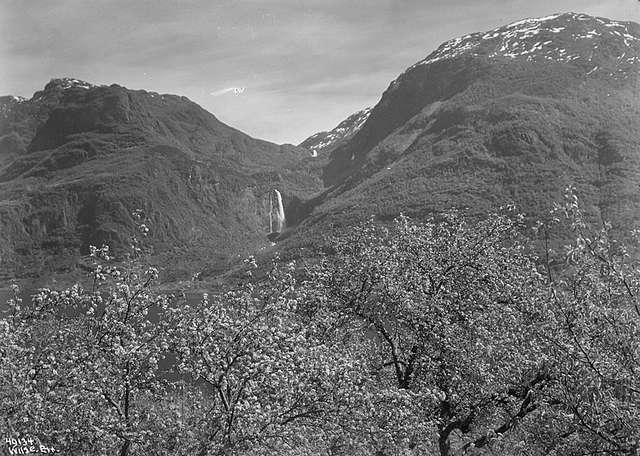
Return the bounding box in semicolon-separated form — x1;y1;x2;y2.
0;77;321;281
4;12;640;283
322;12;640;187
298;107;372;156
282;12;640;254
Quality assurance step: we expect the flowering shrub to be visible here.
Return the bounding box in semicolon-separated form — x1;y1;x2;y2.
172;257;373;455
2;196;639;455
519;188;640;455
303;211;550;455
1;218;185;455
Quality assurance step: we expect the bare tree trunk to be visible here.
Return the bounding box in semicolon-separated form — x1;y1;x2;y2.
120;439;130;456
438;431;450;456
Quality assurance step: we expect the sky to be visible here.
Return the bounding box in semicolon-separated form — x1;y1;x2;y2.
1;0;640;144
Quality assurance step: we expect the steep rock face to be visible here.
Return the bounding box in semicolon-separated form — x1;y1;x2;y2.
299;107;372;156
0;78;322;279
291;13;640;246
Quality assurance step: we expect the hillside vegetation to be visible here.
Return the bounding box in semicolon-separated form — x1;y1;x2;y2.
291;13;640;254
0;79;321;282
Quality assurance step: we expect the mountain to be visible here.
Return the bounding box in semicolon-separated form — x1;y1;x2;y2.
288;12;640;247
299;107;372;156
5;12;640;282
0;78;321;281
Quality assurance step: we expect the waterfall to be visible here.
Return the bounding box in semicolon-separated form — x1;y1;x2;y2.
268;189;285;234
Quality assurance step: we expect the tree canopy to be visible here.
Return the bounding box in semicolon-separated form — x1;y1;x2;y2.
1;191;638;455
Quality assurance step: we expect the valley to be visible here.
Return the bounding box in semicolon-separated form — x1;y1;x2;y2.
2;11;640;455
3;13;640;288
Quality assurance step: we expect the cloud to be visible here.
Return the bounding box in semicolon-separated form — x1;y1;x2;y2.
210;87;246;96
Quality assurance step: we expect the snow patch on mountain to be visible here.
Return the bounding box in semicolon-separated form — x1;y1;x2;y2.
42;78;97;92
405;12;640;72
28;78;100;103
299;107;372;155
0;95;28;117
57;78;95;90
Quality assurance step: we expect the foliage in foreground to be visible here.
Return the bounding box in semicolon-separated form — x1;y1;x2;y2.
1;189;639;455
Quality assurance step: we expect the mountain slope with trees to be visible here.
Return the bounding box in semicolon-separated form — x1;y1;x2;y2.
290;13;640;249
0;78;322;281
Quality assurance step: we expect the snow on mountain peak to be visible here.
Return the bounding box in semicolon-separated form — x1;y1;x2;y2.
504;13;563;29
26;78;99;102
300;107;373;155
47;78;96;90
405;12;640;72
